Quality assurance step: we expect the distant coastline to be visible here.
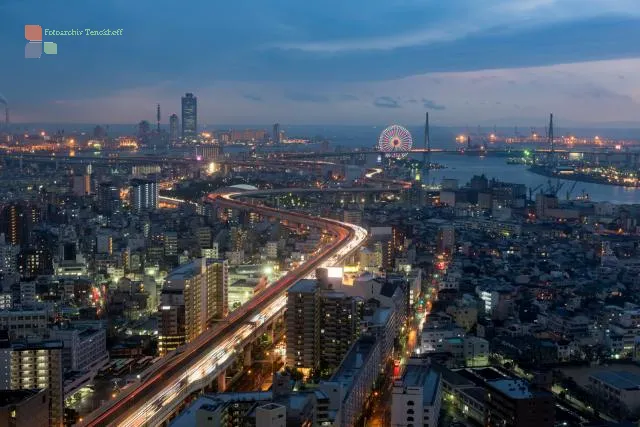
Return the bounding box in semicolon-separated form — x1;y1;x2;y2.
528;165;639;189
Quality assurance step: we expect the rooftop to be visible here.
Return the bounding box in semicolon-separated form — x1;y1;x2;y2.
402;364;441;406
289;279;317;294
590;371;640;390
487;379;535;399
0;389;43;407
330;336;378;400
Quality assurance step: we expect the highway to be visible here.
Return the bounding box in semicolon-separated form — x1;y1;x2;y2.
80;190;367;427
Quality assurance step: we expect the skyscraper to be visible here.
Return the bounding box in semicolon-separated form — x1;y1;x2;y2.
181;93;197;140
169;114;179;143
286;277;359;375
130;179;158;213
97;181;121;214
272;123;280;144
0;204;39;248
158;258;228;355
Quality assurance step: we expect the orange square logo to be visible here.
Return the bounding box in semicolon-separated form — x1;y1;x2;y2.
25;25;42;41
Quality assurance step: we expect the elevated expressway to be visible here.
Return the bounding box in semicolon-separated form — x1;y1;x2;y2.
80;189;367;427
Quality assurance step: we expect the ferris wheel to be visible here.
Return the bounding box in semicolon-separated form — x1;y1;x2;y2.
377;124;413;158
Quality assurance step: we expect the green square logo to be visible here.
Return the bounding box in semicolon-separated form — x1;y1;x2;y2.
43;42;57;55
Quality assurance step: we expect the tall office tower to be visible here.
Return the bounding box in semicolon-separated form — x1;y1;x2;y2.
130;179;158;213
158;258;228;355
97;181;121;214
272;123;280;144
181;93;197;140
285;278;359;375
169;113;179;143
71;173;91;196
0;340;64;427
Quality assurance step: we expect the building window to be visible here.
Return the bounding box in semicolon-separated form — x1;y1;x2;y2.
407;400;414;406
407;409;414;414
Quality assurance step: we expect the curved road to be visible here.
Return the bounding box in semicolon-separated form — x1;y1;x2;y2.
81;190;367;427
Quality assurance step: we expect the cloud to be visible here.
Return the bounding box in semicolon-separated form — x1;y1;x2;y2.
422;99;446;110
243;94;263;102
272;0;640;53
567;85;634;103
407;99;418;104
373;96;401;108
339;94;359;101
284;92;330;103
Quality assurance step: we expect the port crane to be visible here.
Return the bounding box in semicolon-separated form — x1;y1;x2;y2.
546;179;563;197
566;181;578;200
529;184;544;201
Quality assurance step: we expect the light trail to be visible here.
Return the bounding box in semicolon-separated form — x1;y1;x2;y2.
81;188;367;427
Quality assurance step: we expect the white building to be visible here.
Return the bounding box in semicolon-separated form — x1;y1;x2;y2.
588;371;640;415
391;360;442;427
265;241;278;260
421;324;464;353
0;309;48;339
256;403;286;427
50;326;108;373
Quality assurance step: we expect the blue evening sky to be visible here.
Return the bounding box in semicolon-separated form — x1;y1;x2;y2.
1;0;640;126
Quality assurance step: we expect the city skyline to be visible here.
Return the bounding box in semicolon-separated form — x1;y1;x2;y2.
1;0;640;126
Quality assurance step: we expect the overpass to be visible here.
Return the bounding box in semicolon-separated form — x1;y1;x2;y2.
80;190;368;427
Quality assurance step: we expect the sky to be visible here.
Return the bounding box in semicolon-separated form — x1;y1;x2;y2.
1;0;640;127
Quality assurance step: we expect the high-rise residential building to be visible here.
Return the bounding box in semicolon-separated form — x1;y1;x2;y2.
286;277;359;375
130;179;158;213
17;247;52;280
97;181;121;214
137;120;151;145
0;340;64;427
50;326;108;373
437;225;455;254
0;234;19;281
169;113;179;143
181;93;197;140
164;231;178;256
158;258;228;355
272;123;280;144
391;360;442;427
0;389;49;427
286;280;319;374
71;173;91;196
0;203;31;246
